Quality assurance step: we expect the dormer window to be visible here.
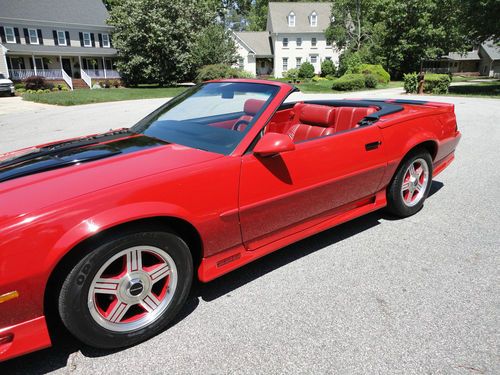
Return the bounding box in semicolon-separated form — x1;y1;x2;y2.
288;12;295;27
310;12;318;27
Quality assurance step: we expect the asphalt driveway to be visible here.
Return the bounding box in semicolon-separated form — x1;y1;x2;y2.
0;92;499;374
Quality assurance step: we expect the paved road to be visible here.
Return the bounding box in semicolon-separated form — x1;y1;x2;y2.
0;92;499;374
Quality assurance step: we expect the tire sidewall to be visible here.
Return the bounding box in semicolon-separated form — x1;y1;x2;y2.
59;231;193;349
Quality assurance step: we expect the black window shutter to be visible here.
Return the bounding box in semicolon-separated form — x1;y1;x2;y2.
0;27;5;43
53;30;58;45
109;34;113;47
28;57;34;69
23;28;30;44
37;29;43;45
98;33;103;47
79;32;84;46
65;31;70;46
14;28;20;43
91;33;95;47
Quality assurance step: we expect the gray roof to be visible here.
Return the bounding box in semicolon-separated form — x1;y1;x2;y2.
0;0;110;27
5;43;117;56
234;32;273;57
446;51;481;61
481;41;500;61
267;2;332;33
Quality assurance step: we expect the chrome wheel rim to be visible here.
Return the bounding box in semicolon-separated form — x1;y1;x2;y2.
88;246;177;332
400;158;429;207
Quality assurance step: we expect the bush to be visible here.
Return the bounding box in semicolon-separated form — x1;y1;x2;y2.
312;75;328;82
102;80;111;88
284;68;300;82
195;64;252;82
338;51;362;76
320;59;336;77
331;74;366;91
353;64;390;84
298;62;315;79
424;73;451;94
24;76;48;90
14;82;25;90
404;72;418;93
325;74;337;80
364;74;378;88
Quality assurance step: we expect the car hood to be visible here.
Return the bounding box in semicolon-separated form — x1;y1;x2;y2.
0;78;13;84
0;130;223;225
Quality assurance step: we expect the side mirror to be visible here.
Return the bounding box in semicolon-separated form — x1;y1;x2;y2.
253;132;295;157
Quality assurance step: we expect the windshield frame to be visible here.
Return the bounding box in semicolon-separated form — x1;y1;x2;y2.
131;80;293;156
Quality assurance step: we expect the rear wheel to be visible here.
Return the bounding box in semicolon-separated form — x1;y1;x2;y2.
58;231;193;349
386;150;433;217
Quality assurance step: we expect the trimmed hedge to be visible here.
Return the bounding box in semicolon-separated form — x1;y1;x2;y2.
424;73;451;94
403;72;418;93
196;64;254;82
284;68;299;82
320;59;336;77
364;74;378;88
298;61;315;79
353;64;390;84
332;74;366;91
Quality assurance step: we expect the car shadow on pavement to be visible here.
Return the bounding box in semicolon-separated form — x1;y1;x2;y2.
0;181;444;374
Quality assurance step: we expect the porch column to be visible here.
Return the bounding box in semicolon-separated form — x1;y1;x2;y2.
102;56;107;79
31;54;37;75
78;55;82;75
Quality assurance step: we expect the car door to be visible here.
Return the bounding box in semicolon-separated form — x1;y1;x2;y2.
239;125;386;250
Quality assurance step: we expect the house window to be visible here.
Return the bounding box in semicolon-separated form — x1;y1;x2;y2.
83;32;91;47
57;30;67;46
311;55;318;64
296;57;302;69
28;28;39;44
311;38;317;47
283;37;288;47
288;12;295;27
326;56;332;61
5;27;15;43
238;58;244;69
283;57;288;72
310;12;318;27
102;33;110;48
296;37;302;47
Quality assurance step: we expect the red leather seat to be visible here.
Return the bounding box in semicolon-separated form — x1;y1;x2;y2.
286;104;336;142
234;99;266;131
333;107;377;132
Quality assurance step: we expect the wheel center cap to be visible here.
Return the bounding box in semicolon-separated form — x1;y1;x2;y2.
128;279;144;297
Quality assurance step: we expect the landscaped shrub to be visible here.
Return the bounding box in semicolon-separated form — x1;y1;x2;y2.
312;75;328;82
320;59;336;77
353;64;390;84
24;76;48;90
338;51;362;76
325;74;337;80
14;82;25;90
196;64;252;82
284;68;299;82
364;74;378;88
424;73;451;94
331;74;365;91
404;72;418;93
298;61;315;79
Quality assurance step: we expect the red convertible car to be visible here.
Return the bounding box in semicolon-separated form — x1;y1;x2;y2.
0;79;460;361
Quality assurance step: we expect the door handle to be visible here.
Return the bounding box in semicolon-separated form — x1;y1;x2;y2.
365;141;381;151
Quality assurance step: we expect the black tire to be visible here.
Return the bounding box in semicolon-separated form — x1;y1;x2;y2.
386;149;433;217
58;231;193;349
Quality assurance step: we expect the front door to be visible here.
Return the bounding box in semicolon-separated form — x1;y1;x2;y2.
62;58;72;77
239;126;386;250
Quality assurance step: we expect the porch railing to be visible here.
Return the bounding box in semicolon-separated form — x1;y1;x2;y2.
61;69;73;91
9;69;64;80
81;69;92;88
85;69;121;79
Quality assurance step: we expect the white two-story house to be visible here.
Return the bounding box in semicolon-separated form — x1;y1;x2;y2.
234;2;339;78
0;0;119;89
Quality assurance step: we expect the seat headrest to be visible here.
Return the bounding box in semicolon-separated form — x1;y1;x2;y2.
244;99;266;116
298;104;335;127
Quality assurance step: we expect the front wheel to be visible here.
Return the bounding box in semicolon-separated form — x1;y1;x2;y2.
58;231;193;349
386;150;433;217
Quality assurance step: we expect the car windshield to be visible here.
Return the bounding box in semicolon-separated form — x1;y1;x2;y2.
131;82;280;155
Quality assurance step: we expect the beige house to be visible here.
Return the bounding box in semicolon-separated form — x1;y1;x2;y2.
234;2;339;78
0;0;119;89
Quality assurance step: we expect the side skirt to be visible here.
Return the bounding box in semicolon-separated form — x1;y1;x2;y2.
198;188;387;282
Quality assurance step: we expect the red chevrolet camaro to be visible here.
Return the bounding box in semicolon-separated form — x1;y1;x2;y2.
0;79;460;361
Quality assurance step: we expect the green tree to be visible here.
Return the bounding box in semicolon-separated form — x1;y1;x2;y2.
460;0;500;42
191;25;239;70
108;0;214;85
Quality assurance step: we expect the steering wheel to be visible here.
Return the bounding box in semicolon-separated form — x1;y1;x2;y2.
232;119;251;131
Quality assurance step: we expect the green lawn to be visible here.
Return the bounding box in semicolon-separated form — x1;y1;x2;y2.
22;86;187;106
448;81;500;97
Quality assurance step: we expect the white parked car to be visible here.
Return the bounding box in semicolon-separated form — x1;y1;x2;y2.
0;73;15;96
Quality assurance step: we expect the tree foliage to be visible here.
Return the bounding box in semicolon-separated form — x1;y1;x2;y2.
191;25;238;69
108;0;214;85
